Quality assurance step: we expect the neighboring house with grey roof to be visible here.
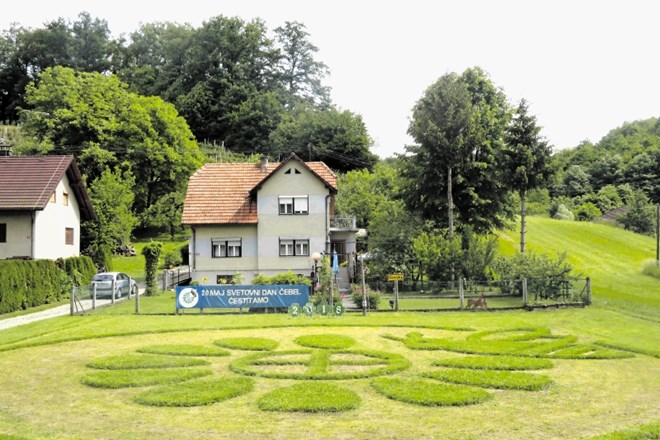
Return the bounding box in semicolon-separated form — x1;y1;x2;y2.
0;155;96;260
182;153;359;286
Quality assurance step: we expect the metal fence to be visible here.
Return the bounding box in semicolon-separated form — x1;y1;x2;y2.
358;277;591;312
69;277;139;316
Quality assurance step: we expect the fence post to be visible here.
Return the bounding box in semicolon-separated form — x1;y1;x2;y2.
459;278;464;309
111;278;116;304
135;284;140;315
522;278;528;305
585;277;592;305
92;283;97;310
70;286;75;316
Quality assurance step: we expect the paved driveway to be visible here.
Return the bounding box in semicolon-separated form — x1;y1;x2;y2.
0;292;141;331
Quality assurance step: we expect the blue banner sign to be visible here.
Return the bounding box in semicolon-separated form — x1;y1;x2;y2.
176;284;309;309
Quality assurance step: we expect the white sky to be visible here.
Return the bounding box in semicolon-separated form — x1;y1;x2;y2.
2;0;659;158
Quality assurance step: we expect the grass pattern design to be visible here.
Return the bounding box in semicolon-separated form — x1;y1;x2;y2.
134;376;254;407
213;337;279;351
137;344;231;357
257;382;361;412
230;349;410;380
432;355;554;370
393;328;633;359
371;377;492;406
86;353;210;370
81;367;213;388
294;334;356;349
424;368;553;391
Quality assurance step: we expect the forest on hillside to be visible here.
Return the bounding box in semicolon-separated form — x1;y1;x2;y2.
1;12;658;283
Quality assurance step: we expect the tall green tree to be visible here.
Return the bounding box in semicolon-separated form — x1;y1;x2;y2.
273;21;330;108
335;162;399;228
19;66;204;216
502;99;554;253
269;105;377;172
403;67;512;234
403;72;471;236
83;167;137;250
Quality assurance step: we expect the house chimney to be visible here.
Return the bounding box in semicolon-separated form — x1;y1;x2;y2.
260;155;269;172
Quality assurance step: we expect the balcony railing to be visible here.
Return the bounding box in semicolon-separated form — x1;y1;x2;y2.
330;216;357;229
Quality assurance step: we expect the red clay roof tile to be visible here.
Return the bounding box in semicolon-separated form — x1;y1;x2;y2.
182;157;337;225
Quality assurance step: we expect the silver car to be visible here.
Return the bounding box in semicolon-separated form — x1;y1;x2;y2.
91;272;138;299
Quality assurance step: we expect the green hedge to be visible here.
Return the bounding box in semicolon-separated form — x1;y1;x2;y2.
59;256;96;285
0;255;96;314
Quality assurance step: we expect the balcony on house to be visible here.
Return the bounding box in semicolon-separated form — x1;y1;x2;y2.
330;216;358;231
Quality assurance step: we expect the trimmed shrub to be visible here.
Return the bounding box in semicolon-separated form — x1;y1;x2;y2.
350;284;381;309
142;241;162;296
60;256;96;285
0;259;74;314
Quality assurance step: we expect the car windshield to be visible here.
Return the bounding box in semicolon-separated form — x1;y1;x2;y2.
93;274;114;281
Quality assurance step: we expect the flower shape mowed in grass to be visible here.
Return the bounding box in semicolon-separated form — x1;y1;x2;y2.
80;329;633;412
230;349;410;380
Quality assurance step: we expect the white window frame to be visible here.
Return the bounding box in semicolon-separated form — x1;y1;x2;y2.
279;196;309;215
212;238;242;258
279;238;309;256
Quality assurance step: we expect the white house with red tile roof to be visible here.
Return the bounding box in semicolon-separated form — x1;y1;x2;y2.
182;153;359;285
0;155;96;260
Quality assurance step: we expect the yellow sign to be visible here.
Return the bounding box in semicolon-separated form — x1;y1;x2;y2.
387;273;404;282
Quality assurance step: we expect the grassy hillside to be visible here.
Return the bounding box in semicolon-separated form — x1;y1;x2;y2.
497;216;660;321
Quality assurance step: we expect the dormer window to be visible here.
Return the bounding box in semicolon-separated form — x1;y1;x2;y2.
279;196;308;215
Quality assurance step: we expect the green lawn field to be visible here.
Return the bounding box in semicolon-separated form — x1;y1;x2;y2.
0;217;658;440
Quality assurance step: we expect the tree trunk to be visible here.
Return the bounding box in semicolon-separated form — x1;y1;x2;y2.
448;166;454;237
520;190;526;254
448;166;455;287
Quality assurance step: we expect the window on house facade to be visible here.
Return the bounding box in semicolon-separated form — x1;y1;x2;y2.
212;238;242;258
63;192;69;206
65;227;74;245
279;238;309;256
279;196;308;215
0;223;6;243
50;192;56;203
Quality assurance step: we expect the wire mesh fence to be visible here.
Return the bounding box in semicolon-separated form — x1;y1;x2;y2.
358;277;590;312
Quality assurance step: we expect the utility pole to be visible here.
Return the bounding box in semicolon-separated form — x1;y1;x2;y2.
360;255;367;316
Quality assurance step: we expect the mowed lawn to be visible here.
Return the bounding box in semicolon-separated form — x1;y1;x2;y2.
498;216;660;321
0;217;658;440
